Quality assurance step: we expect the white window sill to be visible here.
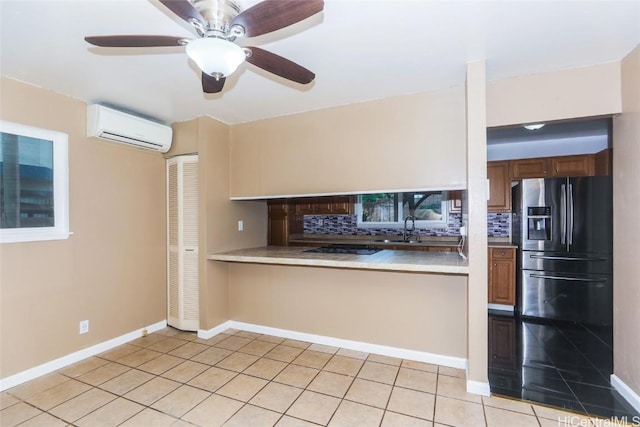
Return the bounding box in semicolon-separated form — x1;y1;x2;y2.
0;231;73;244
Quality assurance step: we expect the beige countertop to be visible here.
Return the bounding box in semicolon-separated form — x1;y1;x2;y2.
208;246;469;275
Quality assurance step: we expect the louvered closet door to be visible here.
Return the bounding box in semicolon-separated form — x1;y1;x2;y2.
167;155;199;331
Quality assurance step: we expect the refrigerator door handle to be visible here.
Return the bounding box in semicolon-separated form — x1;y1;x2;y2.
560;184;567;245
530;254;609;262
568;183;574;246
530;273;607;283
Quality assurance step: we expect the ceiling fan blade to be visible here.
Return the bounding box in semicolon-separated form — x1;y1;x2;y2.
231;0;324;38
202;73;226;93
246;47;315;84
158;0;205;26
85;35;187;47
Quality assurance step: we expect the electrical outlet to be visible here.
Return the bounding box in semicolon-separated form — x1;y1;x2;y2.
79;320;89;335
238;220;244;231
460;225;467;237
318;219;324;226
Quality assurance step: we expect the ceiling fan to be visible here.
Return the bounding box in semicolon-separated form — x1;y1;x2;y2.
85;0;324;93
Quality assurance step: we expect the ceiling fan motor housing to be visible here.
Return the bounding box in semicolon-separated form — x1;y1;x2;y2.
192;0;243;38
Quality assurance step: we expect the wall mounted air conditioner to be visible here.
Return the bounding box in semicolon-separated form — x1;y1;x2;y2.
87;104;172;153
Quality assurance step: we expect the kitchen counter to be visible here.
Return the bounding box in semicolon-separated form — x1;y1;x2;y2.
487;239;518;249
208;246;468;275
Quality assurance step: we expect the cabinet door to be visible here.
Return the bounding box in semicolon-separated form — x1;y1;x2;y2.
167;155;199;332
268;201;289;246
315;197;334;215
295;199;316;215
550;154;594;177
489;316;517;371
594;149;612;176
330;196;354;214
488;248;515;305
510;158;549;179
487;161;511;212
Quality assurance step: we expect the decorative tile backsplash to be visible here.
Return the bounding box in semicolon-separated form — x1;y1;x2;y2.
303;212;511;238
487;213;510;237
304;213;463;237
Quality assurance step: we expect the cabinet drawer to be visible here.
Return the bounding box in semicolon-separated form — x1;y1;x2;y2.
490;248;514;259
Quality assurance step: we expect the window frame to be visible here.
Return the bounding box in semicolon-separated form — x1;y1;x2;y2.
0;121;70;244
356;192;449;229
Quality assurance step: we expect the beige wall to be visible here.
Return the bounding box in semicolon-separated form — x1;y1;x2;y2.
0;78;166;378
230;87;467;198
228;263;468;358
487;62;622;127
613;45;640;396
169;117;267;331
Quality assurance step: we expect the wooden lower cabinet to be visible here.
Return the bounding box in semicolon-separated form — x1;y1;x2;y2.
488;316;517;371
488;247;516;305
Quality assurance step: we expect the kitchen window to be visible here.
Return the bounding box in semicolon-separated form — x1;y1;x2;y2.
356;192;448;228
0;121;70;243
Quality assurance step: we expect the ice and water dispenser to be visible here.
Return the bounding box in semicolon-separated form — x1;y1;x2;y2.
527;207;552;240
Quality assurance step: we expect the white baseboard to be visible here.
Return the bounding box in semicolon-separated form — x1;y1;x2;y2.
197;321;233;340
611;374;640;414
467;379;491;396
219;321;467;370
0;319;167;392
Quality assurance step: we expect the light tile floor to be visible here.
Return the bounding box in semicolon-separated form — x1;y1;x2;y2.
0;327;626;426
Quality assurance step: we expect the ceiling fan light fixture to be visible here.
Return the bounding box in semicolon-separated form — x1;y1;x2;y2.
523;123;546;131
186;37;246;77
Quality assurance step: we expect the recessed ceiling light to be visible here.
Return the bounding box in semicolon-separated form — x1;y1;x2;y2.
523;123;546;131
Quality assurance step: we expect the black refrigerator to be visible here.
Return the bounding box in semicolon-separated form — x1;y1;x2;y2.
512;176;613;325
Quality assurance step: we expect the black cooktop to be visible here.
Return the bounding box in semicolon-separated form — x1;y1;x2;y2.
304;244;381;255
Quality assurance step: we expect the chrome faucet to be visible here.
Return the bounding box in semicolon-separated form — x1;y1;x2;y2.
403;215;416;242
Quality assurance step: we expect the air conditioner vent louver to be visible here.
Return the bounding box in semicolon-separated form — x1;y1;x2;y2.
87;104;172;153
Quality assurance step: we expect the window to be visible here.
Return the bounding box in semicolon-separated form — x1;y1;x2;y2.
357;192;448;228
1;121;69;243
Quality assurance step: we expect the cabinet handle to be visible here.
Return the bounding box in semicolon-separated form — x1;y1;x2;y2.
500;251;505;256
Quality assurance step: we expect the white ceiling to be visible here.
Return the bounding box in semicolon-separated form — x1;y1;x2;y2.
1;0;639;125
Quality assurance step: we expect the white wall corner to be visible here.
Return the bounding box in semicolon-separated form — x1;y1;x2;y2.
611;374;640;414
467;380;491;396
0;319;167;392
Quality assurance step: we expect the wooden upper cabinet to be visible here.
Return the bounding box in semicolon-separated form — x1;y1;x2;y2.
329;196;354;214
294;200;316;215
294;196;354;215
594;148;612;176
268;200;291;246
487;161;511;212
510;158;549;179
509;151;607;180
550;154;594;177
